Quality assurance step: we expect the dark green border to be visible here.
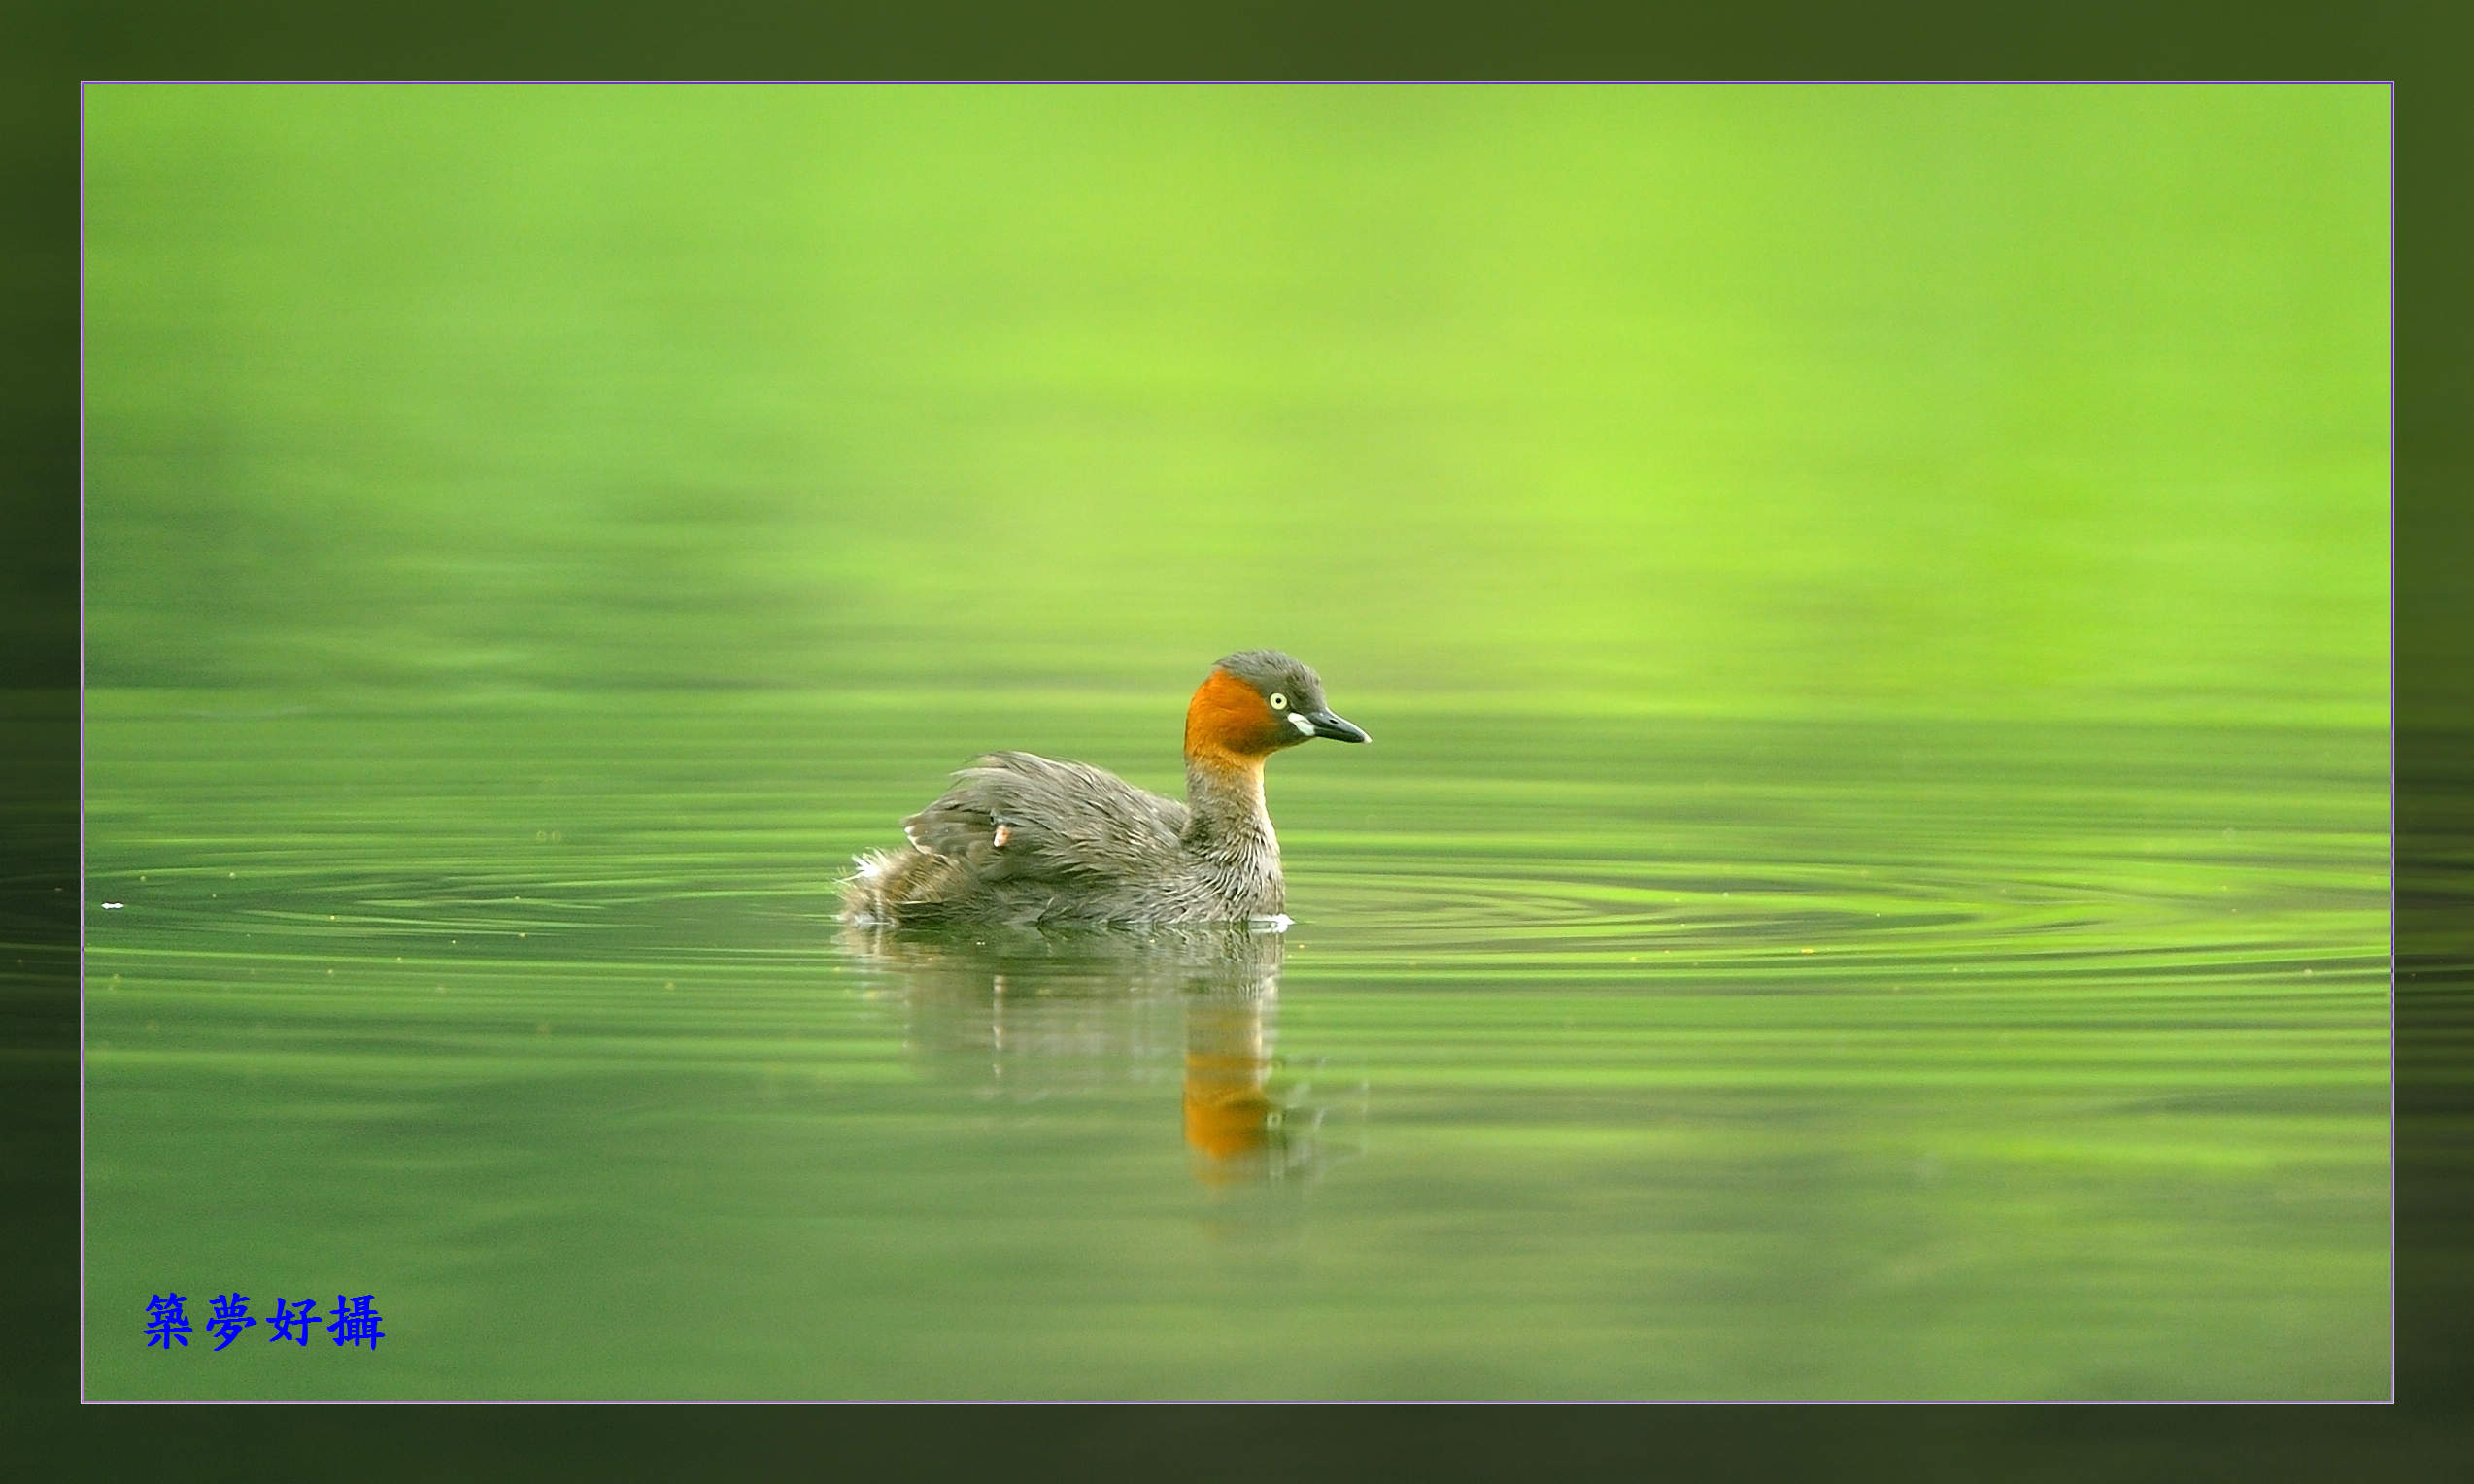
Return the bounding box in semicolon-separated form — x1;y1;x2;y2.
8;2;2466;1473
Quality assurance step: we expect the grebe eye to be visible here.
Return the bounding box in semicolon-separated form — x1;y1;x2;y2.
1269;692;1288;710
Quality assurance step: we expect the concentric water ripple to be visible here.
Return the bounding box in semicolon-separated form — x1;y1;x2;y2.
83;692;2387;1400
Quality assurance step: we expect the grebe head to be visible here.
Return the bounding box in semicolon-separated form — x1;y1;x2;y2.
1184;649;1370;765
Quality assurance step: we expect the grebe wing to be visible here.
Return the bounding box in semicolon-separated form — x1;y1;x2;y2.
901;751;1187;882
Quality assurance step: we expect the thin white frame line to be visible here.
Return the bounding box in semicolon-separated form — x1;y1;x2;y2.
76;1399;2398;1405
78;78;91;1407
2384;78;2399;1408
74;78;2403;85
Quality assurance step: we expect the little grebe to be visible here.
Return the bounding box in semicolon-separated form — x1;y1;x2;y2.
841;650;1369;927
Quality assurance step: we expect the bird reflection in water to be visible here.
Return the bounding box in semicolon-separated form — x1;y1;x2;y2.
839;921;1360;1191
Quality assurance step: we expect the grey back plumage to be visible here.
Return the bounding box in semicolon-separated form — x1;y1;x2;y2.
904;751;1188;882
844;750;1247;927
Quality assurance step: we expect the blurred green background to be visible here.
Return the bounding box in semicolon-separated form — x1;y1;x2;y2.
84;84;2386;719
80;84;2389;1401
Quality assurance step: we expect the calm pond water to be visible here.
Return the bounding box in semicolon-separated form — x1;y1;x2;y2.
84;689;2386;1400
80;84;2388;1400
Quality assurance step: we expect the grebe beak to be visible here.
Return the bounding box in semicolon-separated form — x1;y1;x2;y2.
1302;709;1370;744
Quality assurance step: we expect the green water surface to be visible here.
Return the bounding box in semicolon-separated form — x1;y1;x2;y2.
82;84;2389;1400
